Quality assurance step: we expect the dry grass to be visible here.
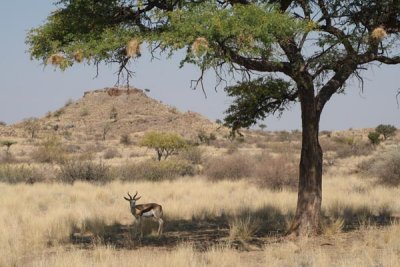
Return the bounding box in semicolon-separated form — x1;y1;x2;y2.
0;172;399;266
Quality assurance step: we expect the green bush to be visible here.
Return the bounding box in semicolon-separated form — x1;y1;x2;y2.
116;159;195;182
58;160;111;184
375;124;397;140
140;131;186;160
368;131;381;145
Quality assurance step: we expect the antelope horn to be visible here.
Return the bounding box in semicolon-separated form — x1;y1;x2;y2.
127;192;133;200
133;191;138;199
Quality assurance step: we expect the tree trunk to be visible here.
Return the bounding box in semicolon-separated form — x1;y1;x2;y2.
288;86;323;236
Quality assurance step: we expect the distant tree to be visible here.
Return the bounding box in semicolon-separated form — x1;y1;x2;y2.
1;140;17;153
27;0;400;236
140;132;186;161
259;124;267;131
23;118;40;139
120;134;132;146
375;124;397;140
101;122;112;141
109;106;118;122
368;131;381;145
215;119;222;125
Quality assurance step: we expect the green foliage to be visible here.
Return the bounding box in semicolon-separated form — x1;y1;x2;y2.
375;124;397;140
224;77;296;132
26;1;306;77
116;159;196;182
140;131;186;161
368;131;381;145
258;124;267;131
58;160;111;184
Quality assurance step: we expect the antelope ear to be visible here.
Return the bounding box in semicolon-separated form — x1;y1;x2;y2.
135;196;141;201
123;197;131;201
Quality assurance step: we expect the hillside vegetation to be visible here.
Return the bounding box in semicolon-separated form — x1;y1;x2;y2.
0;89;399;266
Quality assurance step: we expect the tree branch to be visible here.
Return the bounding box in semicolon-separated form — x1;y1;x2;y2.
218;44;293;76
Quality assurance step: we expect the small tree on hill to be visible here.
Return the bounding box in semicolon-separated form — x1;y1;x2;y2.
1;140;17;154
375;124;397;140
23;118;40;139
368;131;381;145
140;132;186;161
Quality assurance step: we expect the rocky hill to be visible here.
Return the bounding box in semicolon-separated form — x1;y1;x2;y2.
8;87;224;141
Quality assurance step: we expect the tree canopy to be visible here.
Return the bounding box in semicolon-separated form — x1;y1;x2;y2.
27;0;400;236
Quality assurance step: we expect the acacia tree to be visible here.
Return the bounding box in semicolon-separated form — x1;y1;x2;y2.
27;0;400;236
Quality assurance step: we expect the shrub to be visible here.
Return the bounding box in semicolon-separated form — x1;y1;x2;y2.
120;134;132;145
23;117;40;138
109;106;118;122
197;130;217;145
368;131;381;145
322;136;373;158
116;159;195;181
204;154;253;180
254;153;298;191
103;148;122;159
358;148;400;186
0;121;6;126
178;146;204;164
375;124;397;140
1;140;17;153
229;215;260;243
80;108;89;117
58;160;111;184
140;131;187;161
0;164;43;183
31;135;67;163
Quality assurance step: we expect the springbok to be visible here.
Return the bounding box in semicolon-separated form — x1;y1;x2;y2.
124;191;164;237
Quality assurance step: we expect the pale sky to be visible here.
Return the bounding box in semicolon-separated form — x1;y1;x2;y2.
0;1;399;131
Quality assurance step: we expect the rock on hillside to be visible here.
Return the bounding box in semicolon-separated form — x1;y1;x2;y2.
12;87;223;140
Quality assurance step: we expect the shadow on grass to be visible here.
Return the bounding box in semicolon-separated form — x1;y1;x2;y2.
70;205;400;250
70;205;289;250
323;205;400;232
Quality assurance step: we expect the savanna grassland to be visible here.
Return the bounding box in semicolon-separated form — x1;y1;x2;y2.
0;89;399;267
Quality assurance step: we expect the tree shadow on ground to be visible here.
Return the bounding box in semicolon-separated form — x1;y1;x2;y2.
70;205;288;250
70;205;400;250
322;205;400;232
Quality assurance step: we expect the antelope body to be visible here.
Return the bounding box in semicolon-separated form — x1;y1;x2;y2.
124;192;164;237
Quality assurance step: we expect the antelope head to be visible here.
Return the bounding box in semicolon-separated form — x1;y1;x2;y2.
124;191;141;210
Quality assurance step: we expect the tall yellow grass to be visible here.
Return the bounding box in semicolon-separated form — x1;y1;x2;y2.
1;175;399;266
